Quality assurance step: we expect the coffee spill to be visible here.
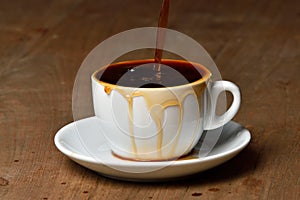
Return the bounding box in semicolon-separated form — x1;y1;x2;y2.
128;97;138;155
0;177;9;186
112;147;199;161
104;86;112;94
154;0;170;75
100;81;205;160
191;192;202;197
150;99;180;158
177;149;199;161
208;188;220;192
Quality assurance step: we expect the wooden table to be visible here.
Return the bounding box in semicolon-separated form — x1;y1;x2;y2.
1;0;299;199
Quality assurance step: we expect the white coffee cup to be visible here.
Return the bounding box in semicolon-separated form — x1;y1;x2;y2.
91;59;240;161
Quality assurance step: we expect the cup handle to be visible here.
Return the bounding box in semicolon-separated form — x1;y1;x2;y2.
204;80;241;130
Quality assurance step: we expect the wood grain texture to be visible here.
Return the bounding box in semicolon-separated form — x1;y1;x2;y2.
0;0;299;199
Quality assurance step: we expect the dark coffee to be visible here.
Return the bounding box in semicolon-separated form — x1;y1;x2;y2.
96;60;206;88
154;0;169;65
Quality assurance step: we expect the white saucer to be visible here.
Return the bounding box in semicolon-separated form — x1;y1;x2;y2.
54;117;251;181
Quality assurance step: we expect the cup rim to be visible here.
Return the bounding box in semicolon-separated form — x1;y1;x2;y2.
91;59;212;90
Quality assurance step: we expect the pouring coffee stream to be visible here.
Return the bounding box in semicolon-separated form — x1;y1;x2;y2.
153;0;170;78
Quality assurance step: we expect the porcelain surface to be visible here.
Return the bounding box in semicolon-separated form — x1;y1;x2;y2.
54;117;251;181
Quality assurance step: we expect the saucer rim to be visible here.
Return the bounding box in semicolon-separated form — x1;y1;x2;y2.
54;117;251;168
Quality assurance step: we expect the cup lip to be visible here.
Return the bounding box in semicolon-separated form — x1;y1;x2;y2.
91;59;212;90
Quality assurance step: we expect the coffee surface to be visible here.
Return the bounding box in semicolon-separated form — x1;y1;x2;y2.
96;60;205;88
